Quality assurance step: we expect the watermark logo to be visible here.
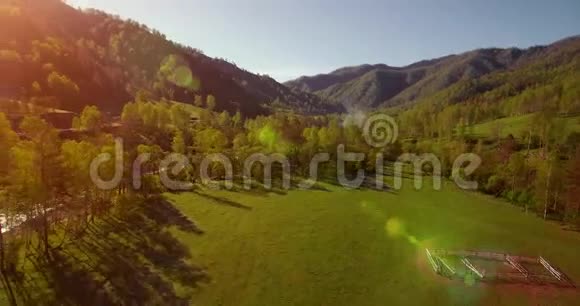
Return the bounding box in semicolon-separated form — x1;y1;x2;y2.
363;113;398;147
88;112;481;192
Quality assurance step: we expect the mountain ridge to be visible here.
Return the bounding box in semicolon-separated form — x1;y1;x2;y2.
285;36;580;109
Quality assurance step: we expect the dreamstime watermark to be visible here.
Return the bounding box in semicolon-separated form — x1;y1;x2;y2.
89;113;482;192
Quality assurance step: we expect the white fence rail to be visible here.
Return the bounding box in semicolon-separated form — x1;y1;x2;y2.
539;256;563;281
462;258;485;278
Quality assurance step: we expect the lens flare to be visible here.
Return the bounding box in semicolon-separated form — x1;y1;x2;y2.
385;218;422;248
258;125;290;153
407;235;420;246
258;125;277;148
160;54;201;91
385;218;405;238
172;66;193;88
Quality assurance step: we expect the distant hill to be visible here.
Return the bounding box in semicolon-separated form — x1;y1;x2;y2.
0;0;341;116
285;36;580;109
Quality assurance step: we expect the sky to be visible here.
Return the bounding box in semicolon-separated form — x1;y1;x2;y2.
66;0;580;82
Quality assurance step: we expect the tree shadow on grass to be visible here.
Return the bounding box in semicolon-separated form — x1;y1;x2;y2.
562;225;580;233
141;196;205;234
226;180;289;197
191;190;253;210
10;194;209;306
231;178;333;196
318;175;398;194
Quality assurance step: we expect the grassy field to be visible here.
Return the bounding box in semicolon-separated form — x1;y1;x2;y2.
3;180;579;305
162;181;580;306
467;114;580;139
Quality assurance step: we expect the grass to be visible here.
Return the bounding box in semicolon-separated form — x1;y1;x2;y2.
162;181;580;306
467;114;580;139
3;180;579;305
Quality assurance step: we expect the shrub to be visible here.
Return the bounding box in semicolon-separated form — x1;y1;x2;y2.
485;175;505;195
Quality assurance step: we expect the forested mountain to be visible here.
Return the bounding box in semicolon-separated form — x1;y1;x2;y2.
3;0;577;118
0;0;341;116
397;36;580;138
286;36;580;109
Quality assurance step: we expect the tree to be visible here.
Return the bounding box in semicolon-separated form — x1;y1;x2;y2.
121;102;143;128
532;108;556;155
14;116;63;258
46;70;80;110
0;191;18;306
534;153;559;219
140;102;157;128
565;150;580;226
302;127;319;151
217;111;231;127
155;104;171;130
498;134;517;164
47;71;79;98
61;140;99;223
206;95;216;111
72;116;81;129
170;103;190;131
195;128;228;153
0;113;19;305
30;96;60;111
31;81;42;95
232;111;242;129
233;133;249;152
456;118;467;138
317;122;340;151
506;153;527;204
491;121;503;142
0;112;18;178
172;130;186;154
135;89;153;103
485;175;505;195
194;95;203;107
77;105;103;131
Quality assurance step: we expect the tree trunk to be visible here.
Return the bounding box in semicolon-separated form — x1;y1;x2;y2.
544;160;553;220
576;201;580;227
0;269;17;306
40;205;51;260
0;226;18;306
526;130;532;157
511;175;516;204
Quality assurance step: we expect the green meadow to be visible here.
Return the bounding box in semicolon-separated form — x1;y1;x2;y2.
467;114;580;139
3;181;580;305
163;181;580;306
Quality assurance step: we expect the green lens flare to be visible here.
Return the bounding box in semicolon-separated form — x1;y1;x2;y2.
160;54;201;91
257;125;291;153
385;218;422;248
385;218;405;238
258;125;277;148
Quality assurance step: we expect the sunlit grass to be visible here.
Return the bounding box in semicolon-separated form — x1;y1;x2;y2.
467;114;580;139
165;181;580;305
